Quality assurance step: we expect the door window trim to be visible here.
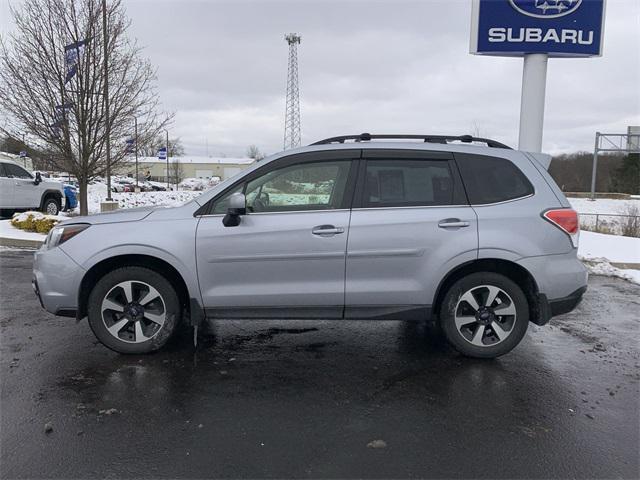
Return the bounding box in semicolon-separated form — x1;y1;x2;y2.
195;150;362;216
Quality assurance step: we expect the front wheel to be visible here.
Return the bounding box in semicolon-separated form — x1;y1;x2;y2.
439;272;529;358
42;196;60;215
87;267;181;354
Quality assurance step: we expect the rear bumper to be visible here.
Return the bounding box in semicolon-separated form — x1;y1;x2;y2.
537;286;587;325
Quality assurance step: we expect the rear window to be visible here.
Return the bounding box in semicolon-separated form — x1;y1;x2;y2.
363;159;454;207
456;155;533;205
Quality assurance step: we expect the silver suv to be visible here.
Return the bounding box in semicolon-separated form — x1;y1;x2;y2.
33;134;587;358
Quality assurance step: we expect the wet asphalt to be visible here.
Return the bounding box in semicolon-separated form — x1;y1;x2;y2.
1;248;639;479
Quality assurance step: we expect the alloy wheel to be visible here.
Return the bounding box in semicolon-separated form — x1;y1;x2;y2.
101;280;166;343
454;285;517;347
46;202;58;215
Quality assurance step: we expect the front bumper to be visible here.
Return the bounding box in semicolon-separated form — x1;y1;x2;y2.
33;246;84;316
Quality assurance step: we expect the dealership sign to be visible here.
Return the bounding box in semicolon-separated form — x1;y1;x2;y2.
470;0;606;57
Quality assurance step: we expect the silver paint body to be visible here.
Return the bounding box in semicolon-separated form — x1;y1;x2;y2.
33;142;587;319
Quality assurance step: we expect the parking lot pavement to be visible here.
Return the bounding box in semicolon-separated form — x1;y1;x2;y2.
1;249;639;479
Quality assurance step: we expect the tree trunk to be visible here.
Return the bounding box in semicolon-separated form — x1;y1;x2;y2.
79;177;89;216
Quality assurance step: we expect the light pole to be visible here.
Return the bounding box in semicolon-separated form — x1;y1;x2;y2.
102;0;112;201
166;129;169;190
134;116;138;190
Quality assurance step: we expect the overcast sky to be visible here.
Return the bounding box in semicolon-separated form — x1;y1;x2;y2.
2;0;639;157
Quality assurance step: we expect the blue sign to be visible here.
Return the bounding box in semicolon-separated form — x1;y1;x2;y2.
470;0;606;57
19;150;27;158
157;147;167;160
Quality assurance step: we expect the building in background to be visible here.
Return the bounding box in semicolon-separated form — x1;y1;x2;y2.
121;156;255;182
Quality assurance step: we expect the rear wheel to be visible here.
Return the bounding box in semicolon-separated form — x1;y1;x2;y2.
42;196;60;215
87;267;181;354
439;272;529;358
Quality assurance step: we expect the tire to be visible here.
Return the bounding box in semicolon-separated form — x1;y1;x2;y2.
0;209;15;219
41;196;60;215
439;272;529;358
87;267;181;354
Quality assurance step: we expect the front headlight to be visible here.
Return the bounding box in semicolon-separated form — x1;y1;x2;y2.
46;224;90;249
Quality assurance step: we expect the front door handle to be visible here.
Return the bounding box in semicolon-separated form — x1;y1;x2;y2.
312;225;345;236
438;219;470;229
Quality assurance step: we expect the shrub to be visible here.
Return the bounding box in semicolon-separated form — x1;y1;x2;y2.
621;204;640;238
11;211;61;234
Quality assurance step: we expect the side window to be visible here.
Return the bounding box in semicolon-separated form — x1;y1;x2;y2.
245;161;351;212
5;163;33;179
210;161;352;214
363;159;455;207
211;185;243;214
456;155;534;205
0;163;7;177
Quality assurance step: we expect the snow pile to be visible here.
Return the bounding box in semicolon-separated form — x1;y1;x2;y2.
581;257;640;285
80;183;202;214
179;177;220;191
578;231;640;285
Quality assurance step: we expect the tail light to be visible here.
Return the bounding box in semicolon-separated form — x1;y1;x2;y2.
543;209;579;248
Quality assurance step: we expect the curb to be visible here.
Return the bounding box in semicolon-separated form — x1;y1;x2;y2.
0;236;43;249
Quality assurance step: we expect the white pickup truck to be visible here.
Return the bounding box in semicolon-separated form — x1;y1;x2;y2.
0;158;65;216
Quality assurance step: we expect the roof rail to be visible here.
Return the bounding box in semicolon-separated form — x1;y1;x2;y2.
310;133;512;149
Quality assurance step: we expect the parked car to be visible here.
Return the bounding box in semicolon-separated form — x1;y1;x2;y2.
0;159;65;216
63;184;78;211
111;180;134;193
33;134;587;357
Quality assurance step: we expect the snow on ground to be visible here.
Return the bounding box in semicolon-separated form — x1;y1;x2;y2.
0;220;46;241
578;231;640;264
568;197;640;215
568;197;640;236
578;230;640;285
81;183;202;215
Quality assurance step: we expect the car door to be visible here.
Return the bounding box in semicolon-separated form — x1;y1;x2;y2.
4;163;36;208
195;150;359;318
0;163;15;208
345;149;478;319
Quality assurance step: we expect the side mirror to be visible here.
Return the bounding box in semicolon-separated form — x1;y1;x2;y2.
222;192;246;227
34;172;42;185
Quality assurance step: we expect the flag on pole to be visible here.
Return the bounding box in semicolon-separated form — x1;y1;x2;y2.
158;147;167;160
50;103;74;137
64;39;89;84
125;138;135;154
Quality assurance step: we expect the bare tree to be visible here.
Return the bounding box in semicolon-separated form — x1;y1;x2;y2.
169;159;184;188
140;136;184;157
246;144;265;161
0;0;172;214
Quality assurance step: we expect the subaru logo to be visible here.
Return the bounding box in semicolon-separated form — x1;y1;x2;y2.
509;0;582;19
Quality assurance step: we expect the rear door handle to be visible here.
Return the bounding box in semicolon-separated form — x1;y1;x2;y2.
438;219;470;229
312;225;345;236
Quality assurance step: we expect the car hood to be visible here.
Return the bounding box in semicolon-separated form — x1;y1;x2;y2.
65;206;156;225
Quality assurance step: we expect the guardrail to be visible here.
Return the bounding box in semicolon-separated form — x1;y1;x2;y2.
578;213;640;238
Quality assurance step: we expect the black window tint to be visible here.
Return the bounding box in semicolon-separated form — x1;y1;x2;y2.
456;155;533;204
363;160;454;207
4;163;32;179
0;163;7;177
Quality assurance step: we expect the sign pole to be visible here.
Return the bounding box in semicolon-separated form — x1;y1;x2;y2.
589;132;600;201
518;53;548;153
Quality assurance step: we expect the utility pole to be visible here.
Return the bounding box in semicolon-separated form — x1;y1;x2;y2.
134;116;138;189
283;33;301;150
102;0;112;201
